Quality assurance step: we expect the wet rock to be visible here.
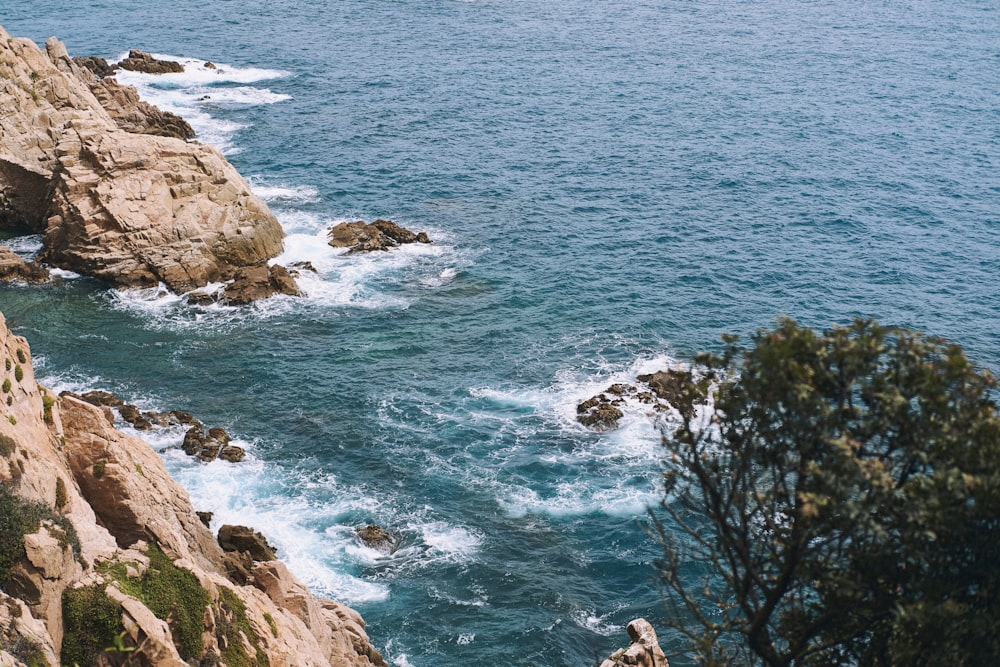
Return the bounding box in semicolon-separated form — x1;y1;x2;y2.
0;247;50;283
221;264;301;305
327;219;432;254
218;524;277;561
72;55;114;77
183;425;235;463
116;49;184;74
186;290;218;306
119;404;141;423
577;399;625;430
170;410;197;425
606;383;636;397
204;61;217;69
218;445;245;463
207;427;231;445
182;426;206;456
637;369;707;419
78;390;123;407
354;525;396;554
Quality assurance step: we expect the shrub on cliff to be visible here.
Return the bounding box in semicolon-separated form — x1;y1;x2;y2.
654;319;1000;666
0;483;79;586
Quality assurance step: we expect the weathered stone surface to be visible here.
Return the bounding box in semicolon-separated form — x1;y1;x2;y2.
577;394;625;430
218;524;277;561
0;28;287;301
115;49;184;74
0;247;49;283
636;369;707;419
0;309;388;667
72;55;114;77
221;264;301;305
354;525;396;554
218;444;245;463
600;618;669;667
328;219;432;254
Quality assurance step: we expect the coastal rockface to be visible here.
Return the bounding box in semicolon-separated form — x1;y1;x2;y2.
0;26;287;299
0;310;386;666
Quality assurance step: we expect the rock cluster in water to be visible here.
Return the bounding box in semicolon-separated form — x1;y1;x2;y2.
0;310;387;666
0;27;294;303
62;388;247;463
577;368;712;430
354;525;397;555
328;219;431;253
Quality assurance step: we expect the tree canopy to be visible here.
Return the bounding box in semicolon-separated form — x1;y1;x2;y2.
654;318;1000;666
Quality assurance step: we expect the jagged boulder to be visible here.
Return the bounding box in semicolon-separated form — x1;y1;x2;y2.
354;525;396;554
0;28;287;301
636;369;708;419
328;219;431;254
218;524;277;562
0;308;390;667
577;394;625;430
221;263;301;305
115;49;184;74
600;618;669;667
0;247;49;283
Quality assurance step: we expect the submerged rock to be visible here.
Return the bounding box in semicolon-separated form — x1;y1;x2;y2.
355;525;396;554
328;219;431;254
115;49;184;74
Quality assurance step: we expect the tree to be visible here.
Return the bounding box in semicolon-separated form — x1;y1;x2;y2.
653;318;1000;666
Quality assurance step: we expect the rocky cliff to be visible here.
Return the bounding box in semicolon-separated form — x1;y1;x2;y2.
0;310;386;666
0;26;287;298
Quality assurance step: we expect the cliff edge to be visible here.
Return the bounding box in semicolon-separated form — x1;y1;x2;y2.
0;310;386;666
0;26;287;298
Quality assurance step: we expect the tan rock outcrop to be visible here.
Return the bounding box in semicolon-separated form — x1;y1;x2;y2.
600;618;669;667
0;26;289;300
0;310;386;666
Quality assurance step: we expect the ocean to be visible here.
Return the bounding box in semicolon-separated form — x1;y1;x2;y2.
1;1;998;664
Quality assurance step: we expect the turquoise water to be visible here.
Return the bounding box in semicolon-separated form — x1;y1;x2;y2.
2;1;999;664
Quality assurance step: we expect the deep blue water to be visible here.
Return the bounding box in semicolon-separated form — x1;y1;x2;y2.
2;1;999;664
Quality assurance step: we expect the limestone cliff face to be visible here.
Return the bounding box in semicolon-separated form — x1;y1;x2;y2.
0;26;285;295
0;311;386;667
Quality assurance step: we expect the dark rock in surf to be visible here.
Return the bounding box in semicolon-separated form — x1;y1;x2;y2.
116;49;184;74
73;55;114;78
636;369;708;419
355;525;396;554
218;524;277;561
220;263;301;305
327;219;432;254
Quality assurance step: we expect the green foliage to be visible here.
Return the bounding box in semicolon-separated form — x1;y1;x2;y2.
4;358;10;371
103;543;210;661
6;635;49;667
16;349;25;364
92;461;105;478
655;319;1000;666
42;394;55;423
2;379;10;393
217;586;269;667
54;477;67;510
13;365;23;383
61;584;124;666
7;416;15;426
0;433;15;457
0;484;80;586
263;612;279;638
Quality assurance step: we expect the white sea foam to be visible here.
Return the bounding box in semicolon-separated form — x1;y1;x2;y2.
111;53;290;154
249;179;320;204
3;234;43;256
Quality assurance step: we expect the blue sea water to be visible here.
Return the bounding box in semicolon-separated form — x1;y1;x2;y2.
1;1;998;664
